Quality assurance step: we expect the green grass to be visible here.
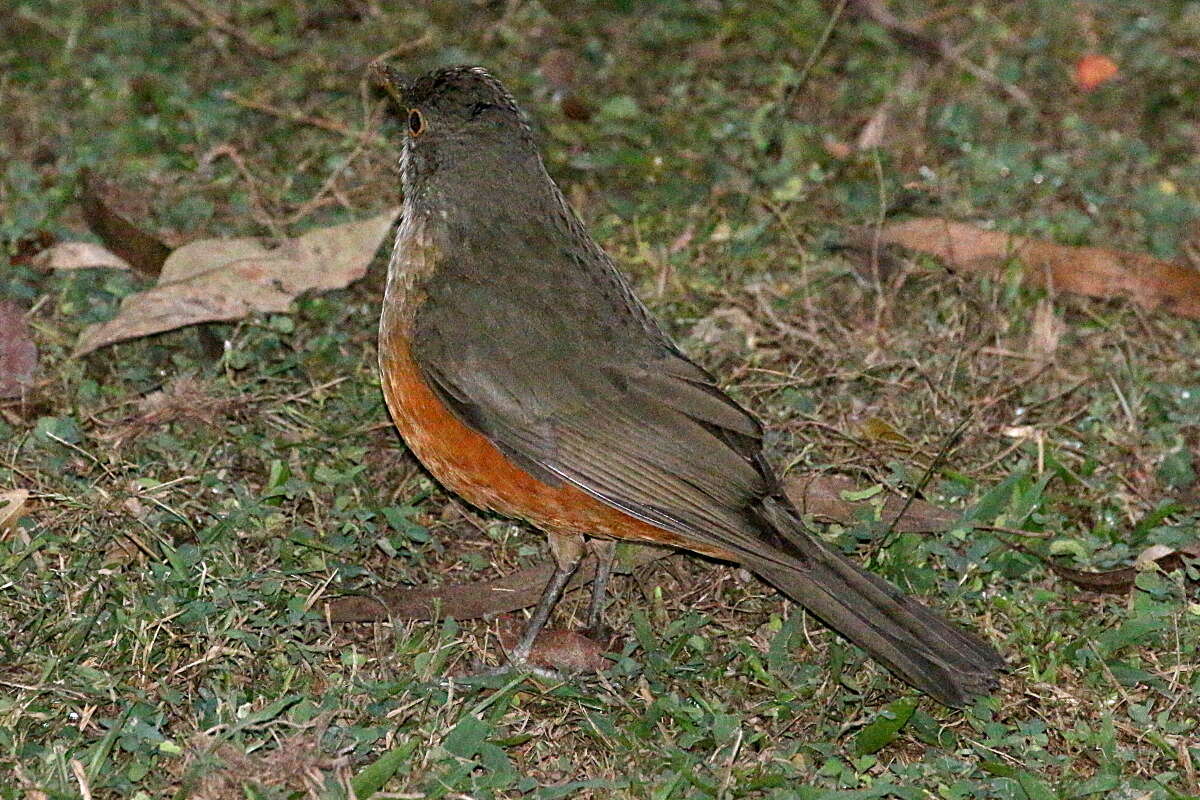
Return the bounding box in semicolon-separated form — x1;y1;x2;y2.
3;1;1200;797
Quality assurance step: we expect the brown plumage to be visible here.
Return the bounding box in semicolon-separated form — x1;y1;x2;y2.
375;64;1005;706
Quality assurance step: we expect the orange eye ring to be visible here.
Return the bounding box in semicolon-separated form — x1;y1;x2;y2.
407;108;425;136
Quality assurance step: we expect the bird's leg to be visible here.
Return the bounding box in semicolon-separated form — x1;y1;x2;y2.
503;532;584;667
584;538;616;638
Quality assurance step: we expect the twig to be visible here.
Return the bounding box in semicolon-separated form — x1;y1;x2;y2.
368;31;435;65
783;0;850;110
940;41;1034;109
168;0;281;60
845;0;1033;109
222;90;379;143
198;144;284;236
283;106;382;224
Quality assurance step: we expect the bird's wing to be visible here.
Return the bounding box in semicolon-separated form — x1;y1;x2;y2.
411;273;790;562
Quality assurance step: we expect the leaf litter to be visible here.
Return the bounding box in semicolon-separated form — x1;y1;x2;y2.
68;207;399;355
857;217;1200;320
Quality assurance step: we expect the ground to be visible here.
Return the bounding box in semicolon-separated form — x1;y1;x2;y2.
2;1;1200;798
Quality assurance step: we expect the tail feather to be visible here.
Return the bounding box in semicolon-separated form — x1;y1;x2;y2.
749;499;1004;707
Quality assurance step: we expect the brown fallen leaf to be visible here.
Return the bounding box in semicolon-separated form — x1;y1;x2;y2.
789;472;959;533
73;208;400;356
35;241;132;271
0;301;38;398
865;217;1200;320
325;473;960;623
0;489;30;537
494;617;612;672
1003;536;1200;594
185;731;349;800
79;169;173;278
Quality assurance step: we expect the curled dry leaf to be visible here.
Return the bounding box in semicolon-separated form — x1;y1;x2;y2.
495;617;612;672
0;489;30;537
1048;541;1200;594
9;230;56;266
1135;544;1177;570
0;301;38;398
869;217;1200;320
73;208;400;356
35;241;132;271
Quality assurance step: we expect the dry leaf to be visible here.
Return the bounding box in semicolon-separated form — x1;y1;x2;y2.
36;241;132;271
1002;425;1038;440
859;416;912;445
1028;297;1064;359
1049;541;1199;594
9;230;56;266
79;169;173;277
74;208;400;356
788;472;959;533
495;619;612;672
1001;532;1200;594
1074;54;1119;91
1135;544;1177;570
0;489;30;536
872;217;1200;320
95;375;242;445
559;94;595;122
185;732;350;800
0;301;38;398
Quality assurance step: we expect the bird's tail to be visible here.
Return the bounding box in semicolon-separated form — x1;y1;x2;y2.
746;498;1005;707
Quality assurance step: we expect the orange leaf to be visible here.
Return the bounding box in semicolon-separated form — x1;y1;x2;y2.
1074;54;1119;91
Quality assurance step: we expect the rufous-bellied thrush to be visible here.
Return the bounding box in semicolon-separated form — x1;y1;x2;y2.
372;64;1004;706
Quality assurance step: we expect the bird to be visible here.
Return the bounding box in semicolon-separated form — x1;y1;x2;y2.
371;63;1005;706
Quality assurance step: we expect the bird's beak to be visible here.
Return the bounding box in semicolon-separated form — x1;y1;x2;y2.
368;61;408;108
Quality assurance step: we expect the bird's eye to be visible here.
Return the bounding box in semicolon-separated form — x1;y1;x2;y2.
407;109;425;136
